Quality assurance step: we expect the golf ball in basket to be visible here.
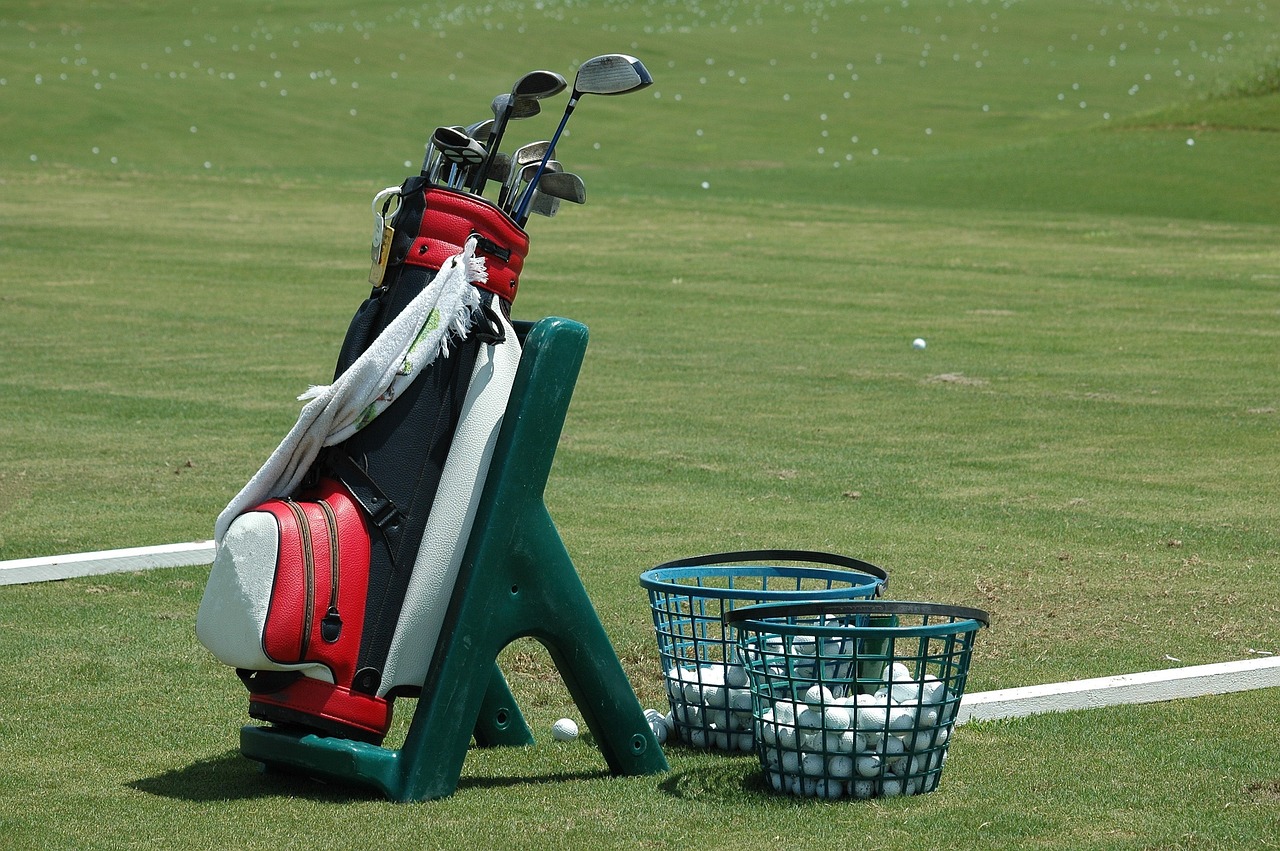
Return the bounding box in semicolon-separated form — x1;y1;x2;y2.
912;337;927;349
551;718;579;742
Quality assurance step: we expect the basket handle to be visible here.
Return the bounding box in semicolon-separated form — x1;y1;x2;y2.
653;549;888;585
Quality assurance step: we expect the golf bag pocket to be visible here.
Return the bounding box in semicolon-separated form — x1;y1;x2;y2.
197;478;392;739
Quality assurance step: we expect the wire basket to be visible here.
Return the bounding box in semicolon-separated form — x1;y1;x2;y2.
725;600;988;799
639;550;887;752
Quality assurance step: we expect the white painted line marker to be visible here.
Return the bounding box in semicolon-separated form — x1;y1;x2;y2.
956;656;1280;724
3;544;1280;724
0;541;214;586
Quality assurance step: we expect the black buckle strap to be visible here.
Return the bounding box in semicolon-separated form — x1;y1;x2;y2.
470;302;507;345
325;451;404;558
470;231;511;262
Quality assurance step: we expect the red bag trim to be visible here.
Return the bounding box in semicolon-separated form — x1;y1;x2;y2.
249;675;393;740
402;187;529;304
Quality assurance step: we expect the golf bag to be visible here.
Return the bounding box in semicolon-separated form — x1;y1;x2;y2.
197;177;529;742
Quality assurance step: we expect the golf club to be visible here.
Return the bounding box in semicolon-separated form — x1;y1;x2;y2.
532;170;586;205
498;140;552;209
487;151;513;188
459;119;498;186
507;160;561;217
511;54;652;222
526;170;588;222
432;126;487;188
517;171;585;226
528;188;559;218
465;119;495;145
464;94;537;191
469;70;567;194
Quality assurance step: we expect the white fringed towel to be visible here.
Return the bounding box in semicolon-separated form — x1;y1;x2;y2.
214;241;485;549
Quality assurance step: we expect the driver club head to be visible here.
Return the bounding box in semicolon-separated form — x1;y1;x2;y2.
512;69;567;101
570;53;653;98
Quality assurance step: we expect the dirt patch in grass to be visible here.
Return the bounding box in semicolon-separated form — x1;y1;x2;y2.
926;373;989;386
1242;778;1280;803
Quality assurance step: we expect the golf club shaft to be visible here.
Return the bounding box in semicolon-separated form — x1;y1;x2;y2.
470;105;512;195
512;98;577;223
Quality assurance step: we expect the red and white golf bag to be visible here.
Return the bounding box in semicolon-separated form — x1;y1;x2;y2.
198;178;528;742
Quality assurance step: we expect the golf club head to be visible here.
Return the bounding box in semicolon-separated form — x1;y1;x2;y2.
512;69;568;101
536;171;586;204
432;126;486;164
492;92;541;121
516;159;561;198
521;159;562;178
500;141;553;206
572;53;654;97
488;151;512;184
511;161;563;221
509;157;560;202
460;131;509;191
529;189;560;218
511;141;552;169
465;119;495;144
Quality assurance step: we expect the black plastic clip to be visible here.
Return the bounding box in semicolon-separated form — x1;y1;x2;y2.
470;232;511;262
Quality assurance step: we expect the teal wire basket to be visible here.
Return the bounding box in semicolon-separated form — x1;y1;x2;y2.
725;599;988;798
639;550;887;752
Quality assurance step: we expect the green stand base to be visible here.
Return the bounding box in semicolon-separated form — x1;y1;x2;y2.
240;317;669;801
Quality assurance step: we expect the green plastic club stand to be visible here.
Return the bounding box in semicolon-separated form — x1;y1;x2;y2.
239;317;669;801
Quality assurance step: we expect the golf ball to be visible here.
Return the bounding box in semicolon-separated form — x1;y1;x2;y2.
912;337;927;349
827;754;855;779
551;718;579;742
644;708;670;744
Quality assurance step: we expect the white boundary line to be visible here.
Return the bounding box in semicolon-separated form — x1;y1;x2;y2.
956;656;1280;724
4;543;1279;720
0;541;214;586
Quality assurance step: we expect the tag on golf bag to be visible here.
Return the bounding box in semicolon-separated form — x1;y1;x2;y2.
207;180;528;743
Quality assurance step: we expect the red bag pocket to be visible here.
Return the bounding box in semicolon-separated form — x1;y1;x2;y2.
260;479;370;685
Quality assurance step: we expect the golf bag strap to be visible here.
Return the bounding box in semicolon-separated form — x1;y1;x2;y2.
403;187;529;305
325;450;405;562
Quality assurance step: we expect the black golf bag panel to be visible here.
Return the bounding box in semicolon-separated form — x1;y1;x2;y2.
199;180;530;743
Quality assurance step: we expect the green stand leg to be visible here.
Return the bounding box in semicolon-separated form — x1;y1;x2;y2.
473;662;534;747
240;317;668;801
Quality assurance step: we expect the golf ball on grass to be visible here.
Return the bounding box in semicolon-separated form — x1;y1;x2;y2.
551;718;579;742
912;337;927;349
645;708;671;744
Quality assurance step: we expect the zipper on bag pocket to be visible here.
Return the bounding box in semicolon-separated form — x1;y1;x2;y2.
317;499;343;643
283;500;315;661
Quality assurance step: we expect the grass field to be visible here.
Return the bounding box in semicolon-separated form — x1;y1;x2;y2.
2;0;1279;847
